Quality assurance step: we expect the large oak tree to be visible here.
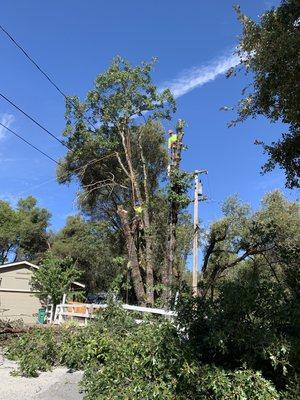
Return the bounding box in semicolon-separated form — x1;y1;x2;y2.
57;57;191;305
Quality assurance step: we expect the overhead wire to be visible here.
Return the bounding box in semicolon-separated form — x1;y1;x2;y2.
0;121;114;170
0;23;97;131
0;122;59;165
0;23;135;205
0;121;118;184
0;92;119;183
0;91;69;149
0;23;126;186
0;23;68;100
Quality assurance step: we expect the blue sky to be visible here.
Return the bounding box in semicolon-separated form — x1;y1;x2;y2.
0;0;296;234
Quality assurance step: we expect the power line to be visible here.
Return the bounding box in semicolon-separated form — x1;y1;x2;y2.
0;121;118;175
13;176;60;199
0;122;59;165
0;121;121;209
0;91;69;149
0;23;96;130
0;23;66;99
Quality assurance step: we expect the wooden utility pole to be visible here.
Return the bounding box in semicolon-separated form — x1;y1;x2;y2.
192;170;207;296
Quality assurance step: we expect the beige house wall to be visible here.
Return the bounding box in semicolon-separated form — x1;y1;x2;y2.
0;263;41;324
0;266;33;290
0;291;42;324
0;261;84;324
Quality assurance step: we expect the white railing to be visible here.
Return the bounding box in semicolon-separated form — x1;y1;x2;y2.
45;304;54;323
53;302;176;325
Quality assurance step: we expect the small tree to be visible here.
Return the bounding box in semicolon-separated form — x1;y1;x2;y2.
31;254;82;314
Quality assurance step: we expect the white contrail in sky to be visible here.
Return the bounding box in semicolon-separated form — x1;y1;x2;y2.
160;52;240;98
0;113;15;140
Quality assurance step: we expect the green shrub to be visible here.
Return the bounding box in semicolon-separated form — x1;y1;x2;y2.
81;320;279;400
59;323;110;370
82;322;183;399
5;303;136;377
176;269;300;392
6;326;58;377
5;303;284;399
180;366;280;400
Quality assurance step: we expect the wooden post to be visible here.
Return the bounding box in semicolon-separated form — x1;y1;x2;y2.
62;293;67;304
192;173;200;296
192;170;208;296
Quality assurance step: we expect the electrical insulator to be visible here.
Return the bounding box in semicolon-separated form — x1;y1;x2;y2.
198;181;203;196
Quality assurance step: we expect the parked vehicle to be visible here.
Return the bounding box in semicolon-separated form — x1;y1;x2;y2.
86;292;108;305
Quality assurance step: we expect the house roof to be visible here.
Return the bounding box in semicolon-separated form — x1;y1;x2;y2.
0;260;38;270
0;260;85;288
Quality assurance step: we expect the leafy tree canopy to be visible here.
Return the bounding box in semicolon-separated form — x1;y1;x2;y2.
202;190;299;296
57;57;191;305
31;253;81;308
50;215;123;292
230;0;300;188
0;196;51;264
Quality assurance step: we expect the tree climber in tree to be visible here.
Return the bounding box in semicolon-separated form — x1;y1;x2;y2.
131;200;145;255
133;200;143;216
168;129;178;150
132;200;144;233
168;129;178;176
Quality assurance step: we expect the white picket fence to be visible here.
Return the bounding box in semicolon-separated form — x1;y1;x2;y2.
53;302;176;325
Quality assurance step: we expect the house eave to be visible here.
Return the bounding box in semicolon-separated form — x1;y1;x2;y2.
0;288;39;293
0;261;86;289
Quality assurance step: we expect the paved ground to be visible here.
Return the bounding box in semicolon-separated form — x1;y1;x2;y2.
0;356;84;400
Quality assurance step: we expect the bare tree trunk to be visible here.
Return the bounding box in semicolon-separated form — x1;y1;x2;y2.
119;126;155;305
163;120;185;305
118;206;146;305
137;128;154;305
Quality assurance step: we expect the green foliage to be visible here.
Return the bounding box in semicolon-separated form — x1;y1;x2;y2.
230;1;300;188
202;191;300;297
177;264;300;393
168;169;192;209
280;376;300;399
181;366;279;400
6;326;59;377
177;190;300;396
82;322;181;399
6;305;281;399
57;56;193;303
86;56;176;124
59;57;175;202
58;323;109;370
0;196;50;264
51;216;122;292
5;303;136;377
3;190;297;398
82;319;279;399
31;254;81;307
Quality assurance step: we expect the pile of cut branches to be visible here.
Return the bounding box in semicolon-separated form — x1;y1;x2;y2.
0;319;27;345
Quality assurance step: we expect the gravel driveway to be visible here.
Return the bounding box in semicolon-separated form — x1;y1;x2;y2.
0;356;84;400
